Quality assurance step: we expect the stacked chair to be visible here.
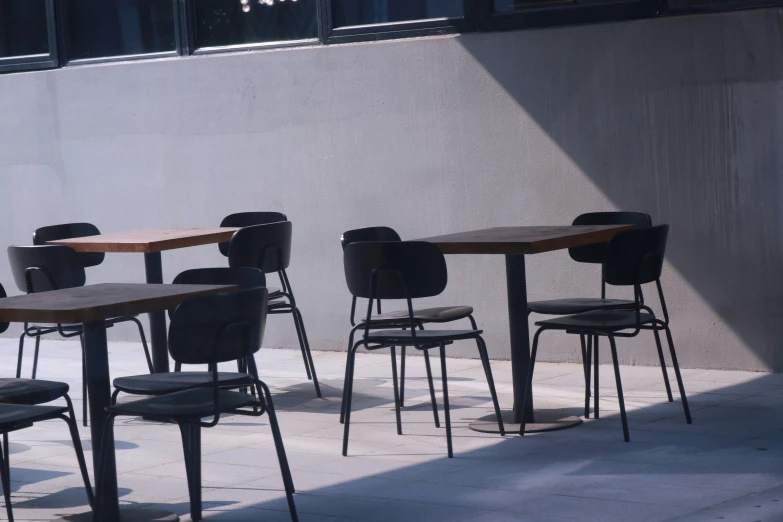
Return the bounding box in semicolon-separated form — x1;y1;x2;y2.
341;240;504;458
521;225;691;441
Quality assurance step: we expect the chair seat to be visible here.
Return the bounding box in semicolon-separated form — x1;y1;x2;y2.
109;388;255;419
114;372;253;396
0;379;69;406
527;298;635;315
368;329;481;345
536;310;655;332
0;404;68;429
362;306;474;325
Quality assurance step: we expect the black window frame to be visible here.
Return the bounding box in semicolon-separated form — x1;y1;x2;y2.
0;0;59;74
477;0;659;32
320;0;477;44
182;0;322;56
55;0;183;66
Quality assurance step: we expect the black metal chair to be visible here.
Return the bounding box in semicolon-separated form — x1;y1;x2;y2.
116;268;266;401
218;212;288;257
342;241;504;458
525;212;672;420
33;222;106;270
520;225;692;441
339;226;477;426
101;287;297;522
7;245;153;426
228;222;321;397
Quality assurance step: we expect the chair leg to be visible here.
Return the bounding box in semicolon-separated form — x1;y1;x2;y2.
111;389;120;406
399;347;406;408
653;329;674;402
439;344;453;458
594;335;600;419
257;381;298;522
290;309;312;381
607;335;630;442
2;434;9;484
476;337;504;436
390;347;403;436
178;423;203;521
663;326;692;424
519;329;542;436
0;432;13;522
15;333;26;379
342;345;360;457
580;335;590;418
339;332;356;425
80;335;88;427
423;350;440;428
129;317;153;374
31;336;41;380
63;395;94;508
293;308;322;398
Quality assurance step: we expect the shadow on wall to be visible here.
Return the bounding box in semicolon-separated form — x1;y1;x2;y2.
455;11;783;370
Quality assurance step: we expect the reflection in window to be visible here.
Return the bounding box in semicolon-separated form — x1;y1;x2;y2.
0;0;49;58
193;0;318;48
331;0;464;27
63;0;176;60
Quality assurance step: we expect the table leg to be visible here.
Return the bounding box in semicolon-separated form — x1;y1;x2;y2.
144;252;169;373
468;255;583;435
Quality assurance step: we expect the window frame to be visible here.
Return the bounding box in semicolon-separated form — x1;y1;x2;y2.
0;0;59;74
476;0;659;32
55;0;183;66
182;0;322;56
320;0;477;44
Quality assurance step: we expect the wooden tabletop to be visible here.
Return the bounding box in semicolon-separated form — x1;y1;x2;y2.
0;283;237;324
418;225;634;255
47;228;239;254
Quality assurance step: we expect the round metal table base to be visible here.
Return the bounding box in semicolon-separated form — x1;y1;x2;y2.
469;410;583;434
55;508;179;522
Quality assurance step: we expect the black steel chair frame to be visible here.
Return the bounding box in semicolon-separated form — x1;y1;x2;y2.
342;244;505;459
519;227;692;442
100;289;297;522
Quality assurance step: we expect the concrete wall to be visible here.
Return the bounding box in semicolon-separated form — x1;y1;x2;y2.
1;8;781;372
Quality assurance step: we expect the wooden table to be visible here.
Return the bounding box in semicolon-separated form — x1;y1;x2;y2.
0;283;236;522
49;228;238;374
418;225;633;433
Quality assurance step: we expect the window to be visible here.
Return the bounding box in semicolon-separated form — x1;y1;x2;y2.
0;0;57;72
324;0;474;42
190;0;318;51
59;0;178;62
479;0;657;31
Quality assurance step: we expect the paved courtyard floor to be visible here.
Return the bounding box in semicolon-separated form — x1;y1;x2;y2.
1;337;782;521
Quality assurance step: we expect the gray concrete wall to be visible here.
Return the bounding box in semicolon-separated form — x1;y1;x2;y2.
1;8;781;372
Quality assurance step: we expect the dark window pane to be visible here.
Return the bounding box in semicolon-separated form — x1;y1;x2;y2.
0;0;49;58
332;0;464;26
63;0;176;60
193;0;317;48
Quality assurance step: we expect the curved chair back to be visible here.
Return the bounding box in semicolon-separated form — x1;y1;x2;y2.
168;287;268;366
0;283;8;334
604;225;669;287
340;227;401;250
33;223;105;268
218;212;288;256
344;241;447;300
569;212;652;264
7;246;86;293
170;268;266;319
228;222;292;274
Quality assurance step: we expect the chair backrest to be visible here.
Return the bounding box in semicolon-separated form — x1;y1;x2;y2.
569;212;653;264
218;212;288;257
228;221;292;274
7;245;86;293
604;225;669;287
33;223;105;268
168;287;268;365
170;267;266;319
0;283;8;334
340;226;401;251
344;241;447;300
